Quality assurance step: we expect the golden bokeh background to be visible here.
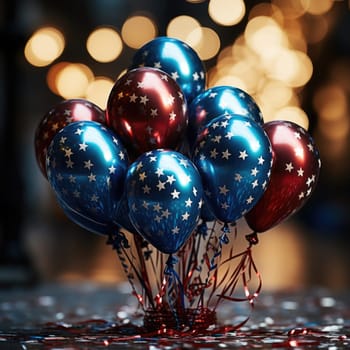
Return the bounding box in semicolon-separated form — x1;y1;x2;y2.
2;0;350;291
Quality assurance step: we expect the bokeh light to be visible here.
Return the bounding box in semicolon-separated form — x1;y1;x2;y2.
313;84;347;122
121;15;157;49
302;0;334;15
269;49;313;87
245;16;288;62
302;15;329;44
271;0;307;19
166;15;202;46
55;63;94;99
86;27;123;63
85;77;114;110
187;26;221;61
248;2;284;24
46;61;70;95
208;0;246;26
273;106;309;130
24;27;65;67
259;80;293;110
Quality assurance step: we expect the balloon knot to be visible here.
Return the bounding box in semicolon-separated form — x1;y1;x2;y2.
106;230;130;250
197;221;208;237
219;223;230;244
165;254;179;275
222;222;230;234
245;232;259;246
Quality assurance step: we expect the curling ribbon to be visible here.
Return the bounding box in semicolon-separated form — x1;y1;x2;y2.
214;238;262;313
207;222;231;271
164;254;185;329
107;229;151;309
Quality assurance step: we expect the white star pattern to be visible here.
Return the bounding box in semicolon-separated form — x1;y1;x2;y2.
182;212;190;221
84;160;94;170
79;142;88;151
239;150;248;160
129;93;137;102
192;115;275;220
123;150;203;243
46;122;131;220
219;185;229;195
157;180;166;191
171;189;180;199
285;162;294;172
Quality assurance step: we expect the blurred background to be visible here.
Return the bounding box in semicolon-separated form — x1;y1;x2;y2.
1;0;349;292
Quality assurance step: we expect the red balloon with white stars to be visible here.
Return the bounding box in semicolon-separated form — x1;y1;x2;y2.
245;120;321;233
106;67;188;160
34;98;106;178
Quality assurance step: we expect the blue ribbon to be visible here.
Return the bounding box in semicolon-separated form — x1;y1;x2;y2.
164;254;185;329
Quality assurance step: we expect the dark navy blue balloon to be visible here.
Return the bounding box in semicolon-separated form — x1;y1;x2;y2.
188;86;264;149
130;36;206;103
192;114;272;223
114;192;138;235
46;121;129;235
59;199;119;236
126;149;203;254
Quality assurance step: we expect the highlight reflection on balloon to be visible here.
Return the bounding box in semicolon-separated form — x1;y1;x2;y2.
107;67;188;160
130;36;206;103
188;86;264;149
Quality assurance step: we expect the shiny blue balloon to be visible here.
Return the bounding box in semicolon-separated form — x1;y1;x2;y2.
114;192;138;235
46;121;129;235
126;149;203;254
188;86;264;149
59;199;119;236
192;114;273;223
130;36;206;103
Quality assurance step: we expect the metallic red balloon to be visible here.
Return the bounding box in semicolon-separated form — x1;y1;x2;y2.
106;67;188;159
245;120;321;233
34;99;106;178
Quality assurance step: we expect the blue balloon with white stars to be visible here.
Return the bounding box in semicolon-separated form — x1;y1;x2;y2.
114;191;138;235
58;199;120;236
126;149;203;254
188;86;264;150
46;121;129;235
192;114;273;224
130;36;206;103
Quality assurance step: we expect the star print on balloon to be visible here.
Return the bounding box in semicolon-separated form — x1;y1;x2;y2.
126;149;203;254
107;67;188;160
46;121;129;235
193;114;273;224
130;36;206;103
35;98;106;178
245;120;321;233
188;86;264;149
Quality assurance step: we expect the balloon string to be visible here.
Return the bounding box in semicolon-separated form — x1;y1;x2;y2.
164;254;185;329
106;231;145;310
133;234;156;309
185;221;208;280
214;233;261;310
185;220;217;307
196;221;231;308
180;221;207;305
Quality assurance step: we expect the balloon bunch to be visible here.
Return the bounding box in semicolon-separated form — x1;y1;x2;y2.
34;37;321;333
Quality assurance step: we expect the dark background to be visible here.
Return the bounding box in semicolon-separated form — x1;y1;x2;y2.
1;0;350;291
